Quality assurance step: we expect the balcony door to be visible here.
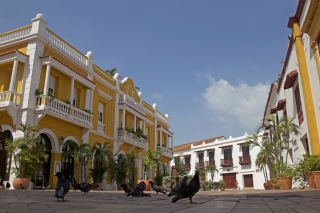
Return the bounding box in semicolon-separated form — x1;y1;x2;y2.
0;130;12;181
48;76;56;95
242;146;249;156
73;88;78;107
38;134;52;186
224;148;232;159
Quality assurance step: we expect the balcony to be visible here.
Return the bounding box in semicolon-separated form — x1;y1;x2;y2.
185;163;191;171
239;156;251;165
118;129;148;150
118;95;146;116
220;158;233;167
0;91;20;108
35;95;93;128
205;160;215;167
195;162;205;169
156;146;173;158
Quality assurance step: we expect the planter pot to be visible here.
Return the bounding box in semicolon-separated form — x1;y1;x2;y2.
138;180;152;191
275;177;292;190
305;171;320;189
13;178;30;190
93;183;103;191
220;187;225;191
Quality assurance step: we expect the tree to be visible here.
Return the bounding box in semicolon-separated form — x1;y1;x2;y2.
174;156;187;176
89;142;112;183
125;152;139;187
5;123;47;178
205;165;218;181
105;67;117;77
62;141;92;182
142;148;162;180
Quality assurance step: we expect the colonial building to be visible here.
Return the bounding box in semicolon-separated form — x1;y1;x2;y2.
171;133;266;190
0;14;174;190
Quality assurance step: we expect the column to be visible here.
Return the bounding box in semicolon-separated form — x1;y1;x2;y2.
143;121;146;134
159;128;162;148
134;115;136;131
43;64;51;95
166;134;169;148
122;109;125;128
171;136;173;148
9;58;19;92
90;89;94;111
69;77;74;103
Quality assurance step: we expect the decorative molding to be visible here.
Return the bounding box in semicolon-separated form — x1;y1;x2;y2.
97;89;112;100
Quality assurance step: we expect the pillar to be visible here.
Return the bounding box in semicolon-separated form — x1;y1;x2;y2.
43;64;51;95
9;58;19;92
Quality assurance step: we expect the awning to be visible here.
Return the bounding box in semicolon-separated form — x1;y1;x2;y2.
284;70;298;90
277;99;286;111
270;107;277;114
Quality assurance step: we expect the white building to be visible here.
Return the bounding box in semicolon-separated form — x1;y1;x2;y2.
171;133;266;190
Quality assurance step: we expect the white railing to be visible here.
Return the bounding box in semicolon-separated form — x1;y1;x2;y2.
45;29;87;65
0;91;20;107
0;26;31;45
98;122;105;133
118;129;148;148
118;95;146;115
36;95;92;126
157;146;173;157
156;111;168;124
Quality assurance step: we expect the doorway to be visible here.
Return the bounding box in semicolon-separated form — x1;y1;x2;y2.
243;174;254;187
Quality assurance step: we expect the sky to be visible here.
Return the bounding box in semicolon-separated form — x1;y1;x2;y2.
0;0;299;146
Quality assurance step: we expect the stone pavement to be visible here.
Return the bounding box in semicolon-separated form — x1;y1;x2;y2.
0;188;320;213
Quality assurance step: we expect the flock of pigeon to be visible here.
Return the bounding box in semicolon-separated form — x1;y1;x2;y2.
54;170;200;204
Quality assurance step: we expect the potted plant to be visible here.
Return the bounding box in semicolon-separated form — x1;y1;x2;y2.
89;142;111;190
125;152;138;188
219;179;226;191
5;123;48;190
271;162;295;190
294;153;320;189
141;147;162;191
114;154;128;190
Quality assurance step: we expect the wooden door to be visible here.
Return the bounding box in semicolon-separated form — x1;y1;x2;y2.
243;174;253;187
223;173;236;188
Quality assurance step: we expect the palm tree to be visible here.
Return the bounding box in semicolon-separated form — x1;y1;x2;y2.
105;67;117;77
90;142;112;183
174;156;187;176
62;141;92;182
205;165;218;181
125;152;139;187
142;147;162;179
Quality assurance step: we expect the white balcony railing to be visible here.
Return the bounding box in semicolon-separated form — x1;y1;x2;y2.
0;91;20;107
156;111;168;124
118;95;146;115
118;129;148;149
35;95;92;126
0;26;31;45
45;29;87;65
98;122;105;133
156;146;173;157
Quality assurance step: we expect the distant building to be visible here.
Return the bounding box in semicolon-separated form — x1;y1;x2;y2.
171;133;266;190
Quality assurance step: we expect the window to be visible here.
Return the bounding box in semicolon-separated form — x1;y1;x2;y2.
184;156;191;164
73;89;78;107
294;85;304;125
242;146;250;156
224;148;232;159
98;102;104;123
48;76;56;95
198;153;204;162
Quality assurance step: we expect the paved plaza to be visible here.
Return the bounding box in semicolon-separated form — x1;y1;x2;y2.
0;188;320;213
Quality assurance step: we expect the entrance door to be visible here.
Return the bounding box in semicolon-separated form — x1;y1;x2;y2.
223;173;236;188
38;134;52;187
243;174;254;187
0;131;12;181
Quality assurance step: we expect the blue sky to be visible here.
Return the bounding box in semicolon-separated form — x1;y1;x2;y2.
0;0;298;146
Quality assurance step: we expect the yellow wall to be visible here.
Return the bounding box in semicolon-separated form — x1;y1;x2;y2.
0;43;28;55
0;111;15;128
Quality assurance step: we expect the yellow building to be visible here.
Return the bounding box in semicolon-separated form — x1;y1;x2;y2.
0;14;174;190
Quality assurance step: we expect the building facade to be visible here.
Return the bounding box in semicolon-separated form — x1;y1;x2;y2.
172;134;266;190
0;14;174;190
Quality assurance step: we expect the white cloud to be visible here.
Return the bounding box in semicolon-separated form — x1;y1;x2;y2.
152;93;163;100
202;75;269;131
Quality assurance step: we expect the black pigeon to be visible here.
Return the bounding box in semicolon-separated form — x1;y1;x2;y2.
149;181;166;194
54;172;70;201
71;177;80;192
20;183;25;189
168;176;188;196
120;183;151;197
6;182;10;189
127;181;146;197
79;182;98;195
172;170;200;204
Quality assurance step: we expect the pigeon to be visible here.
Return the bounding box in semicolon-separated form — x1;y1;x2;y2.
79;182;98;195
149;181;166;194
71;177;80;192
172;170;200;204
127;181;146;197
20;183;25;189
6;182;10;189
120;183;151;197
54;172;70;201
168;176;188;197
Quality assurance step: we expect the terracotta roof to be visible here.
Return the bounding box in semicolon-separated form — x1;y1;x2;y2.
173;136;225;152
40;55;95;84
0;50;29;57
284;70;298;90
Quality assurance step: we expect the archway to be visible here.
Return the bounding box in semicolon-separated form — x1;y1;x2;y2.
37;134;52;187
61;141;75;181
0;130;13;182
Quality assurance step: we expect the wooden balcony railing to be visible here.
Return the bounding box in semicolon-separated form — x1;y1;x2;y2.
239;156;251;165
195;162;205;168
205;160;215;167
220;158;233;167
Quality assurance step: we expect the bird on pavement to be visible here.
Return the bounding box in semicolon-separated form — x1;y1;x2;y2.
127;181;146;197
54;172;70;202
6;182;10;189
71;177;80;192
120;183;151;197
172;170;200;204
20;183;25;189
168;176;188;197
79;182;98;195
149;181;166;195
